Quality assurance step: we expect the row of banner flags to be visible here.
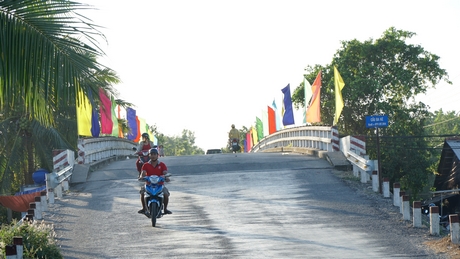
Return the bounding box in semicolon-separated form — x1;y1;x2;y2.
76;88;157;144
75;65;345;151
244;66;345;152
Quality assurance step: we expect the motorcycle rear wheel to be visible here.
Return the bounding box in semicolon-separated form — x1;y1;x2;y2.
150;203;158;227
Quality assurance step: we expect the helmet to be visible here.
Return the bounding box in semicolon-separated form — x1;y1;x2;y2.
141;133;149;139
231;124;235;128
149;148;159;155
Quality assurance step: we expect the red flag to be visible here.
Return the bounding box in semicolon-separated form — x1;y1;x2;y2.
246;131;253;152
306;71;322;123
268;106;276;134
99;89;113;134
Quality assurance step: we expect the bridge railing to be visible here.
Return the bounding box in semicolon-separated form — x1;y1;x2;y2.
251;125;336;153
77;136;136;164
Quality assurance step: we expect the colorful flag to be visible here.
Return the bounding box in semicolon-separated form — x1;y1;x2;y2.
281;84;295;126
333;66;346;125
246;130;253;151
134;116;141;142
110;96;119;137
268;106;276;134
87;90;100;137
99;89;113;134
262;110;269;137
126;107;138;141
272;99;281;131
251;126;259;145
147;127;155;142
306;71;322;123
303;76;313;124
138;117;147;137
76;87;92;137
256;117;264;141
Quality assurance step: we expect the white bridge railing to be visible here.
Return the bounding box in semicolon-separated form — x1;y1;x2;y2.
42;137;136;204
251;126;337;153
77;136;136;164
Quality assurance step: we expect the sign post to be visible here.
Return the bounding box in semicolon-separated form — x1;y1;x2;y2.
366;115;389;194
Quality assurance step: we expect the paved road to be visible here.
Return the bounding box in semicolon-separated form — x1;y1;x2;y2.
46;152;443;259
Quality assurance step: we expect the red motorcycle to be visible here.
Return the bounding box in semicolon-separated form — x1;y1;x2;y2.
133;148;150;177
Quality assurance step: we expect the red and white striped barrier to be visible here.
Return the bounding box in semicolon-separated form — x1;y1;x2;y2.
331;127;340;152
350;135;366;156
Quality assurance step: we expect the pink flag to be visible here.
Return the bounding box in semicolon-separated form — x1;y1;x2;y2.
306;71;322;123
99;89;113;134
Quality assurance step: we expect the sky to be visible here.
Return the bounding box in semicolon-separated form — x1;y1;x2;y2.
79;0;460;151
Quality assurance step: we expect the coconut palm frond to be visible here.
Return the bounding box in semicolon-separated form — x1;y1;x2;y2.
0;0;106;126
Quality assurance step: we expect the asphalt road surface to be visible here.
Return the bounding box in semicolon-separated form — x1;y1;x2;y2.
46;152;444;259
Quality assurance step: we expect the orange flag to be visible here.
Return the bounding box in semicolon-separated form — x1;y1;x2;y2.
306;71;322;123
267;106;276;134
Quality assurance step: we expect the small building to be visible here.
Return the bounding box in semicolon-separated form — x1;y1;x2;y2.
434;137;460;190
428;137;460;216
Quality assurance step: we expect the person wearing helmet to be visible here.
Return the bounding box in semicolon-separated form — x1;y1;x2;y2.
228;124;240;147
138;148;172;215
135;133;155;173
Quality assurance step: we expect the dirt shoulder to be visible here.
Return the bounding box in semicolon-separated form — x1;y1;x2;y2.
333;170;460;259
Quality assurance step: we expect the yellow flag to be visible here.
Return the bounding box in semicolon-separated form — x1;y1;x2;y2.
76;87;92;136
251;126;258;145
333;66;345;125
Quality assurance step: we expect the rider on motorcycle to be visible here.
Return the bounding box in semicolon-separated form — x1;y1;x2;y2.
228;124;240;148
138;148;172;215
135;133;155;173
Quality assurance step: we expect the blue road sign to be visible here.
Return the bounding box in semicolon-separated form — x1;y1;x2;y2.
366;115;388;128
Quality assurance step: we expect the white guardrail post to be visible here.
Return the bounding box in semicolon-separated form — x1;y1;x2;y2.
45;165;73;200
346;150;374;184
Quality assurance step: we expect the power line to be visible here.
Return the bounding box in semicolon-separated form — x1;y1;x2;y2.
423;116;460;128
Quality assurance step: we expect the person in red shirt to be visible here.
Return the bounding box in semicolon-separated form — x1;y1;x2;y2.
137;148;172;215
135;133;155;174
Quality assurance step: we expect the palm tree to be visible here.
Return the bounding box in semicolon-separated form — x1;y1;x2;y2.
0;0;109;192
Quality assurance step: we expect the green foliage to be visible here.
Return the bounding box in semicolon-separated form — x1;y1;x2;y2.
0;220;63;259
0;0;121;190
151;127;204;156
424;109;460;137
291;27;451;199
292;27;450;135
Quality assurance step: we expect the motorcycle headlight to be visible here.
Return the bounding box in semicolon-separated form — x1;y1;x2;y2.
148;176;160;184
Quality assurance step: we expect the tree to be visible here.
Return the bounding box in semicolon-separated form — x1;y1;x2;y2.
0;0;109;192
292;27;451;198
424;109;460;137
149;128;204;156
293;28;450;135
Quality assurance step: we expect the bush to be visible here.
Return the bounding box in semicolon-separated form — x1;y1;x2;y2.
0;220;63;259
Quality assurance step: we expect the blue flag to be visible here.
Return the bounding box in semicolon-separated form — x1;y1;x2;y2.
127;107;138;141
281;84;295;126
88;91;100;137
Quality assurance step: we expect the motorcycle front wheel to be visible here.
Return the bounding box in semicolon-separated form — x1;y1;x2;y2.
150;202;158;227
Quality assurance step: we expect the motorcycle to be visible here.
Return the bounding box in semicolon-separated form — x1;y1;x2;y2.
141;175;165;227
133;147;150;177
230;138;240;153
